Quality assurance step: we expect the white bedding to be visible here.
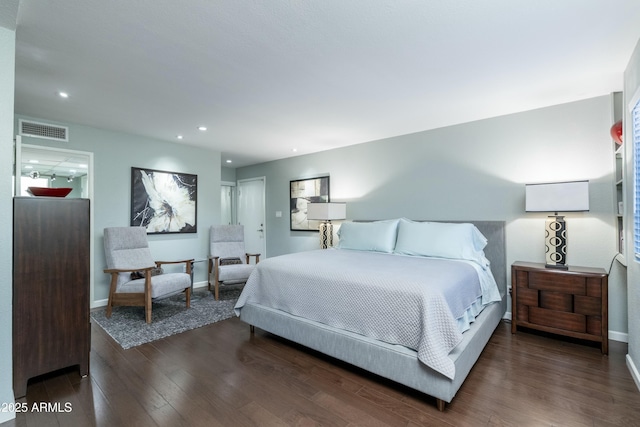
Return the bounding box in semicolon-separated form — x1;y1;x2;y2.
234;248;501;379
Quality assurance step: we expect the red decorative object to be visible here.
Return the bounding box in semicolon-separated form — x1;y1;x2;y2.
27;187;73;197
610;120;623;145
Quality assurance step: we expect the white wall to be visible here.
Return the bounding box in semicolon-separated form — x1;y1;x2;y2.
0;17;17;424
237;95;627;337
623;38;640;390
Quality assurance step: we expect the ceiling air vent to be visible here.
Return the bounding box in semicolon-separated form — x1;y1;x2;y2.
19;119;69;142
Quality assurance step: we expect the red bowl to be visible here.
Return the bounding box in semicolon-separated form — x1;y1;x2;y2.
27;187;73;197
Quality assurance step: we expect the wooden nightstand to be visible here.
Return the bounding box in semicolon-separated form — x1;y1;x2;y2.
511;261;608;354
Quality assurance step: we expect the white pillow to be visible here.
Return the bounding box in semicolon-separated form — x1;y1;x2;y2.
394;219;489;267
337;219;399;253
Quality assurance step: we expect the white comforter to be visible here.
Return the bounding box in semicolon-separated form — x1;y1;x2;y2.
234;248;501;379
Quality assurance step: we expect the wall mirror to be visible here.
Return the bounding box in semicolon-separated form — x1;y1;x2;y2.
15;141;92;199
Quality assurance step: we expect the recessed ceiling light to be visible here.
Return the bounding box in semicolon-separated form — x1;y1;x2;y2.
177;135;184;139
58;91;69;98
24;165;33;169
197;126;207;131
28;159;39;163
291;148;298;152
226;159;232;164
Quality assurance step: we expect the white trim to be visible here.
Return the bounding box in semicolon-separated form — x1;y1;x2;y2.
628;86;640;113
14;134;21;195
627;354;640;392
0;410;15;424
609;330;629;343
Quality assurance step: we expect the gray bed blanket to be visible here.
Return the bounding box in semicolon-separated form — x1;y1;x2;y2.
234;248;500;379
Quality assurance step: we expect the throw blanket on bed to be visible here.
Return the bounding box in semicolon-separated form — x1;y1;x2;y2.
234;249;501;380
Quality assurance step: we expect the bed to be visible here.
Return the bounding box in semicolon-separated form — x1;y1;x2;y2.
234;219;507;411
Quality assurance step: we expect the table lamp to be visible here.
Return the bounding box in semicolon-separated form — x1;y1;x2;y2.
525;180;589;269
306;202;346;248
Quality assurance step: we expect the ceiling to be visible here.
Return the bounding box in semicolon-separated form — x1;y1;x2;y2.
12;1;640;168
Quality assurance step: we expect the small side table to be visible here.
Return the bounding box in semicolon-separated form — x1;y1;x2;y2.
511;261;608;354
188;258;208;291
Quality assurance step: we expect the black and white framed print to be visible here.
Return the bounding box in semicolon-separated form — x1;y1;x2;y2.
290;175;329;231
131;167;197;234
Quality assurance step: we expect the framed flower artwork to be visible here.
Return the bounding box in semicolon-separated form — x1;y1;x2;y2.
130;167;197;234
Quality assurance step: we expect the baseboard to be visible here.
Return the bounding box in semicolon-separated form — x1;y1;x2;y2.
90;280;209;309
626;354;640;392
0;409;16;424
609;330;629;343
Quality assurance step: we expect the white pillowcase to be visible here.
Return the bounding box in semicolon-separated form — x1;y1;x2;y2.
337;219;399;253
394;219;490;267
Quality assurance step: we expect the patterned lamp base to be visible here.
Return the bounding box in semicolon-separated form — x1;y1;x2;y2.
545;215;568;269
319;221;334;249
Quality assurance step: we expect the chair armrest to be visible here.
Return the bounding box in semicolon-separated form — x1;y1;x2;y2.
245;253;261;264
103;266;155;274
155;259;194;265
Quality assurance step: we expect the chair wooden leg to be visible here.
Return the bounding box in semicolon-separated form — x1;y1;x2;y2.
106;273;118;318
106;300;113;318
145;276;153;324
185;287;191;308
214;279;220;301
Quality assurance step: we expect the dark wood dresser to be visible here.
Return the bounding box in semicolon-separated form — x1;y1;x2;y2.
511;261;608;354
13;197;90;397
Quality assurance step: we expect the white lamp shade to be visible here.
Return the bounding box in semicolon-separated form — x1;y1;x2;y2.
306;202;346;220
525;181;589;212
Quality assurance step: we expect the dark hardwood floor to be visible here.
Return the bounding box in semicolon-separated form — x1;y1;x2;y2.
3;318;639;426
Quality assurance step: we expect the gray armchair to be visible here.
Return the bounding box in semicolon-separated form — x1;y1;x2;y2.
208;225;259;300
103;226;192;323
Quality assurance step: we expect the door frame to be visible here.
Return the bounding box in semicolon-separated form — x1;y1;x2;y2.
221;180;237;225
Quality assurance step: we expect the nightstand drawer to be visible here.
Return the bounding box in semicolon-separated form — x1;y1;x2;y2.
539;291;572;312
529;306;586;333
529;271;586;295
574;295;602;316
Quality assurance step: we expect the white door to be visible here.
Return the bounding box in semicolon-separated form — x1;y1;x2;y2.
237;177;266;260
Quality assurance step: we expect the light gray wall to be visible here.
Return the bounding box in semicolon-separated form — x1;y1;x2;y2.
16;115;222;304
237;95;627;337
0;20;16;422
624;38;640;389
222;166;237;182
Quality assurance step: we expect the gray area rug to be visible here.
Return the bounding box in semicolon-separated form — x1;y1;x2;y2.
91;286;242;349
